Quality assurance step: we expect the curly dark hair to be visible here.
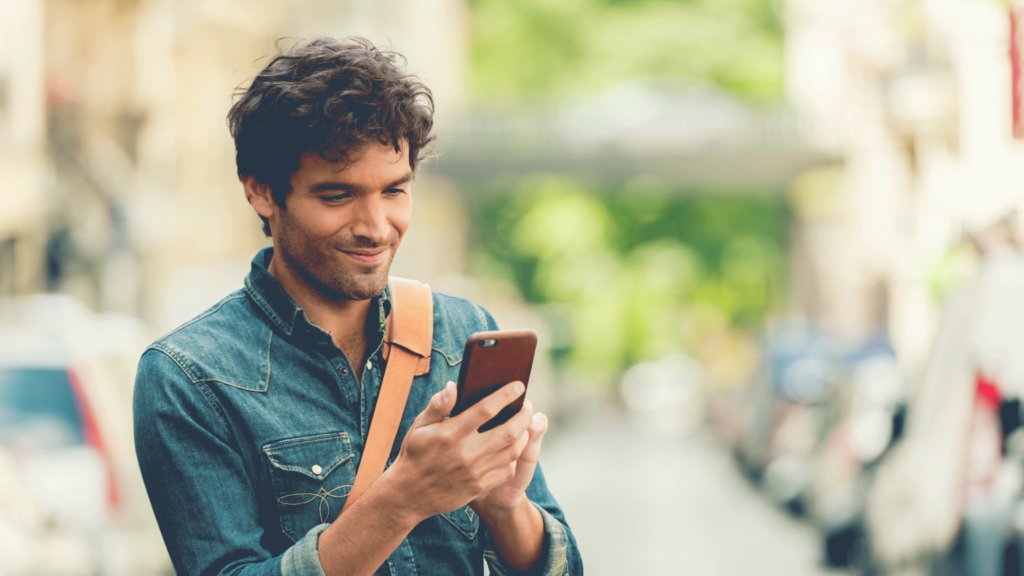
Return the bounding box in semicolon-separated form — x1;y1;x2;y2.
228;37;435;236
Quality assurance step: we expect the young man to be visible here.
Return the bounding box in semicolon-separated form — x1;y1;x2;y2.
133;37;582;576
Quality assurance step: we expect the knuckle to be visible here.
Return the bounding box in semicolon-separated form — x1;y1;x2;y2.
437;430;454;448
455;448;473;468
501;429;517;445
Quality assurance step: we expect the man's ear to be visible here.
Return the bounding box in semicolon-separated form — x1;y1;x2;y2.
242;176;277;220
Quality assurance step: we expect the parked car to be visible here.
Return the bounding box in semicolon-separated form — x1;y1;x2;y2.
733;318;845;513
0;295;171;576
724;314;909;571
803;349;907;570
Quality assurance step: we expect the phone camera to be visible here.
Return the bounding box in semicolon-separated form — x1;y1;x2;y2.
479;339;498;348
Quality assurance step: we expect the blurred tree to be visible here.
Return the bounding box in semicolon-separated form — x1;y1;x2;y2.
468;175;788;383
468;0;785;103
464;0;789;384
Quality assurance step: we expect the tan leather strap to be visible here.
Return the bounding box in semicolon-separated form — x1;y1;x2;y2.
342;278;433;512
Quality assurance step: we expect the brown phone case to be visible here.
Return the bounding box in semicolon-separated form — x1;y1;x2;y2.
451;330;537;432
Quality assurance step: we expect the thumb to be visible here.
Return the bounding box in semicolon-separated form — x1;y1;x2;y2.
413;381;457;428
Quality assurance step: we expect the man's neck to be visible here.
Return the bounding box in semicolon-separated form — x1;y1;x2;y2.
267;251;372;375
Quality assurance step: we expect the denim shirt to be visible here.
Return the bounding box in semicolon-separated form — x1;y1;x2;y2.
133;248;583;576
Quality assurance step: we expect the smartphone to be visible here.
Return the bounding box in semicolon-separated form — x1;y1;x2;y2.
451;330;538;432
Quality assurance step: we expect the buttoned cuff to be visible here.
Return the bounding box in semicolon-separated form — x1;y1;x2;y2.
484;502;569;576
281;523;331;576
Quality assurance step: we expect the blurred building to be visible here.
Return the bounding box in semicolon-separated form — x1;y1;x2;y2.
786;0;1024;374
0;0;467;332
0;0;46;297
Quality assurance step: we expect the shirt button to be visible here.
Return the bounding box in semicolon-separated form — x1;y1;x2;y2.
365;360;373;371
340;367;349;376
311;465;323;475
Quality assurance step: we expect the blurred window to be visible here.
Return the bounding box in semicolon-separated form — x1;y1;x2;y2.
0;369;84;449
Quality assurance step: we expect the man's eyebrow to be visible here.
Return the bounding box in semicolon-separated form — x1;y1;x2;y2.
384;172;415;188
309;172;414;193
310;181;354;192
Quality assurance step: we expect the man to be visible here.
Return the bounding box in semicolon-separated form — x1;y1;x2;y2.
133;37;583;576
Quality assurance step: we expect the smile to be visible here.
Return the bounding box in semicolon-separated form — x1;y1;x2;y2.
338;249;386;265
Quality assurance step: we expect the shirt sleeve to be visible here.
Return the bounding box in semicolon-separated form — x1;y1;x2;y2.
481;464;584;576
133;348;328;576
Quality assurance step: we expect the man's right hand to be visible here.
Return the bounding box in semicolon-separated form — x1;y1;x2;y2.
383;380;534;522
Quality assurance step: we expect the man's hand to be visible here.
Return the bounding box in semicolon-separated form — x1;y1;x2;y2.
317;381;536;576
471;405;548;513
383;380;535;522
467;387;549;572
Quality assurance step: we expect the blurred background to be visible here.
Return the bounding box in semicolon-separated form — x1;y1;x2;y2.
3;0;1024;574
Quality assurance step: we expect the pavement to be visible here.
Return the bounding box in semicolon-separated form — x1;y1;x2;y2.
538;413;851;576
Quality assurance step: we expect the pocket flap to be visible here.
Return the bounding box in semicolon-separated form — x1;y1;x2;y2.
263;432;354;481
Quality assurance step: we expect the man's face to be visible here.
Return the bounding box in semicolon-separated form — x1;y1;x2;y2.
267;142;412;301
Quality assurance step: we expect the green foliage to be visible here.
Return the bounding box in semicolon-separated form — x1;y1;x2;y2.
468;0;786;103
468;175;789;382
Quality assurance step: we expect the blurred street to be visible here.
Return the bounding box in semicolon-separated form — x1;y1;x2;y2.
543;414;848;576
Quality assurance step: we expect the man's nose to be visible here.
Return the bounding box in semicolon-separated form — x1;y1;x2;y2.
350;195;390;244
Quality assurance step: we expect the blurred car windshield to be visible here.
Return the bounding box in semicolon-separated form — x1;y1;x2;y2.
0;369;84;449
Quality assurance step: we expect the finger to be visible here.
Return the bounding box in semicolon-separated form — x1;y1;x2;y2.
455;381;525;433
526;410;548;442
475;461;520;495
514;424;531;457
478;399;533;451
474;433;529;474
412;381;457;428
518;413;548;465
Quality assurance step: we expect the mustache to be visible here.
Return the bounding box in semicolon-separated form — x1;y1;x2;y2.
337;234;398;251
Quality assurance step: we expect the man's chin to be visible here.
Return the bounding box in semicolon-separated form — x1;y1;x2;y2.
343;281;388;301
330;265;391;301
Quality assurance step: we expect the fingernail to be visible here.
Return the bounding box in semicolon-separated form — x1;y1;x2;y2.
514;382;525;395
444;381;453;402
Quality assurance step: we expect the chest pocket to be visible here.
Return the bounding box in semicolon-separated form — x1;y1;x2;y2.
263;432;356;542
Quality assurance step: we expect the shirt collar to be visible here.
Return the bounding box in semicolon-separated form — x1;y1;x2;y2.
243;246;391;338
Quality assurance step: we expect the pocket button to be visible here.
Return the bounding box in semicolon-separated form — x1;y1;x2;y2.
311;464;322;475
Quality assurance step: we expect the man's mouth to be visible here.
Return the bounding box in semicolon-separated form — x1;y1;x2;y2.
338;248;387;265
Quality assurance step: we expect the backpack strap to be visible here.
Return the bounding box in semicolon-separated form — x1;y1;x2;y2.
342;277;433;512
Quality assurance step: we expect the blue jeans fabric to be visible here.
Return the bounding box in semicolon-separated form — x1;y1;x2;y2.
133;247;582;576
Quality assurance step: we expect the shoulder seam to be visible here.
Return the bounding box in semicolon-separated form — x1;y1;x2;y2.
141;348;231;430
147;333;271;394
146;343;200;384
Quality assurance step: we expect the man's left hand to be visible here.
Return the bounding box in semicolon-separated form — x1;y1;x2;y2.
470;402;549;514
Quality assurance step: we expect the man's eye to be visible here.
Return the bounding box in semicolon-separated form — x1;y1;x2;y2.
322;194;351;203
386;188;407;196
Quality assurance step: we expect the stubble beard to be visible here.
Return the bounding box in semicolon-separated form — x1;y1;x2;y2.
275;215;396;302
